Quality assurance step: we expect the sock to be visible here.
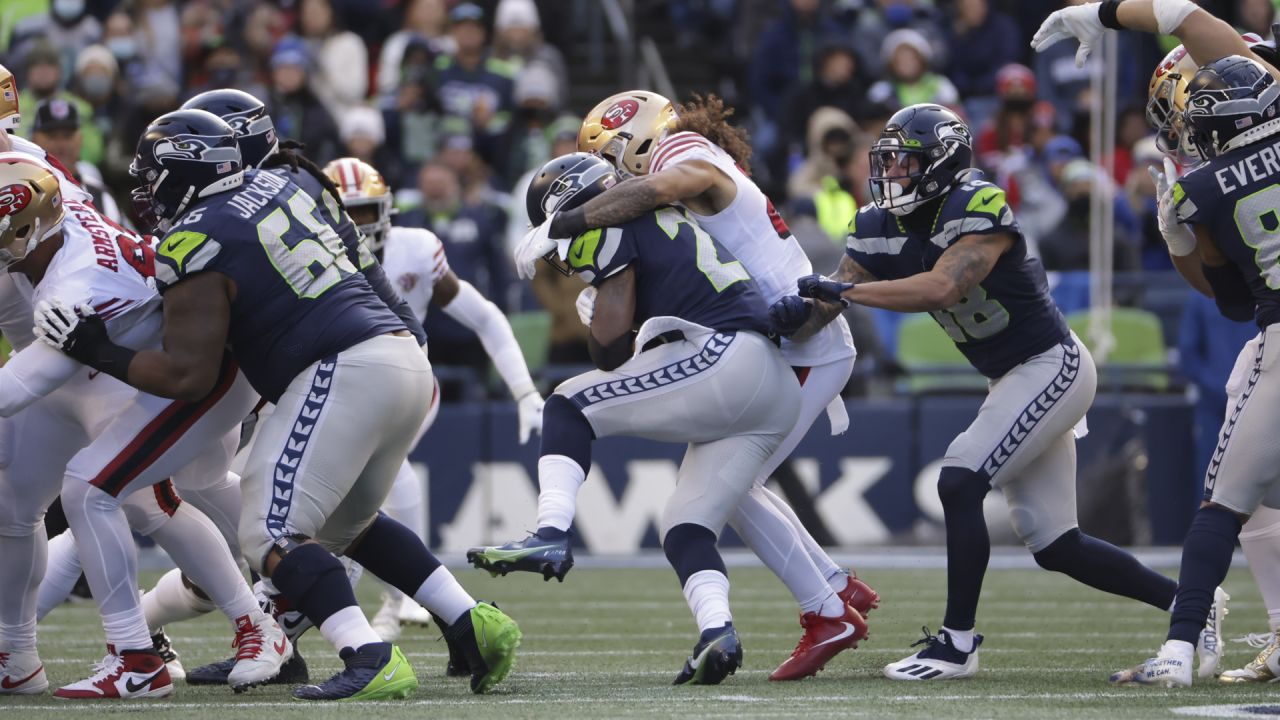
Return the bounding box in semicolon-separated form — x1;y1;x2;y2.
1168;506;1242;645
142;568;217;632
35;531;80;621
347;513;442;598
148;502;260;625
414;567;476;626
942;625;976;653
273;543;376;652
1033;528;1177;610
938;467;991;632
0;527;45;651
1240;505;1280;632
730;485;841;617
760;485;845;583
682;570;733;633
375;460;428;608
536;455;586;533
61;481;151;651
318;605;382;652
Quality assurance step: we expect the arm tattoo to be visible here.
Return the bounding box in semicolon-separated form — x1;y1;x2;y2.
831;254;878;285
551;177;662;239
935;238;1001;297
792;255;877;341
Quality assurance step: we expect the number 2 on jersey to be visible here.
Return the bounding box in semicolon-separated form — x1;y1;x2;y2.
257;189;357;298
655;208;751;292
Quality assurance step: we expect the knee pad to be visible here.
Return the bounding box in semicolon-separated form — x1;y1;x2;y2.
121;485;181;537
662;522;725;586
540;394;594;469
60;479;121;519
937;466;989;509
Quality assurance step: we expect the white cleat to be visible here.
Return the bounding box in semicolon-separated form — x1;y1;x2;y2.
1220;631;1280;683
1197;587;1230;678
883;627;982;681
398;598;433;627
151;629;185;683
0;647;48;695
371;592;404;642
227;613;293;693
1110;639;1194;687
53;646;173;699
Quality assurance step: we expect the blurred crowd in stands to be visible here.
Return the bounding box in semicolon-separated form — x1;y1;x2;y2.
1;0;1272;452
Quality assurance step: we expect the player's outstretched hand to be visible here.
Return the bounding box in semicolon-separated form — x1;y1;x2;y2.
575;286;597;326
1149;157;1197;256
796;274;854;306
768;296;812;337
1031;2;1104;67
516;391;545;444
34;298;104;358
515;216;559;280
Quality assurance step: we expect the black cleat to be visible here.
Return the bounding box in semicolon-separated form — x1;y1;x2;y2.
186;648;309;685
292;642;416;701
674;623;743;686
152;628;185;682
466;533;574;582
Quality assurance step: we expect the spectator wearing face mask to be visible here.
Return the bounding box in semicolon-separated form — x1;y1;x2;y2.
186;41;268;104
31;98;125;224
266;36;340;165
102;11;145;84
73;45;123;168
10;0;101;74
500;61;567;188
491;0;568;109
18;42;103;166
376;0;455;99
1038;159;1140;272
867;28;959;111
849;0;947;78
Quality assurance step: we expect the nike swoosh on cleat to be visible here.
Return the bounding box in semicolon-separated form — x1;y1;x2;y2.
480;547;545;562
1;665;44;689
383;659;402;682
124;670;165;693
813;623;856;648
281;615;306;630
274;637;288;655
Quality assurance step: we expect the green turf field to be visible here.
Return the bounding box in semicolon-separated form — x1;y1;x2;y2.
7;563;1279;719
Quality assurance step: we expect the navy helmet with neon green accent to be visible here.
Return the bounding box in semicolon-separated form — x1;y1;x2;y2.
130;109;244;234
869;103;973;217
1183;54;1280;161
525;152;618;275
181;88;278;169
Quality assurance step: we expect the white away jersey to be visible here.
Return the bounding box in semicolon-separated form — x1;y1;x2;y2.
381;226;450;323
649;131;854;366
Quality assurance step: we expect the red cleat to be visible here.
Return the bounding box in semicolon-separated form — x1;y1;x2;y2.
769;604;868;681
836;571;880;616
54;644;172;699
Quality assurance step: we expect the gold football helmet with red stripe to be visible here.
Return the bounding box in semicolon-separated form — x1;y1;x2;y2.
0;152;65;267
0;64;17;132
578;90;677;178
323;157;393;254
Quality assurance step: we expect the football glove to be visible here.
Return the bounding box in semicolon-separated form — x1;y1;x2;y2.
1031;2;1105;68
796;274;854;306
768;295;813;337
514;216;558;280
516;391;545;445
1149;157;1197;257
575;286;597;326
34;298;100;356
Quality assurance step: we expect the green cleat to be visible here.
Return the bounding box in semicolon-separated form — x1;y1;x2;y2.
466;533;573;582
292;643;417;701
445;602;522;694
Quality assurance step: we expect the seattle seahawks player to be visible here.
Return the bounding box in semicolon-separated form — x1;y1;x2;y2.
776;103;1194;681
37;109;521;700
473;152;818;685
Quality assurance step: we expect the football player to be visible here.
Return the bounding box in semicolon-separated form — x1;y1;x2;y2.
776;103;1213;681
37;109;521;700
508;91;875;681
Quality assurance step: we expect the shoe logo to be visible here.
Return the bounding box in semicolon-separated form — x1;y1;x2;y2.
280;614;306;630
1;665;43;689
274;637;288;655
383;658;402;682
124;670;164;693
814;623;856;648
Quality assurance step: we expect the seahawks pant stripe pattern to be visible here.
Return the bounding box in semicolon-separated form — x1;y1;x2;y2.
90;352;240;497
264;355;337;541
152;479;182;517
1205;335;1266;499
568;332;736;409
979;339;1082;481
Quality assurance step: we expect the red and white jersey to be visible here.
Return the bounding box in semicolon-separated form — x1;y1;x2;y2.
10;134;94;205
649;131;854;366
381;226;449;323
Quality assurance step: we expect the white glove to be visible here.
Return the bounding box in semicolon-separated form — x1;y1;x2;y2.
33;298;93;351
575;286;597;326
1031;3;1105;68
516;391;544;444
1149;156;1197;256
514;216;558;280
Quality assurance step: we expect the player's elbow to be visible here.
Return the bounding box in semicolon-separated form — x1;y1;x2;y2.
928;278;964;310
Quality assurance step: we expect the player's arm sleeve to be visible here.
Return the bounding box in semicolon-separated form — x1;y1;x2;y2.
441;280;537;400
0;341;82;416
1202;261;1256;322
568;226;637;288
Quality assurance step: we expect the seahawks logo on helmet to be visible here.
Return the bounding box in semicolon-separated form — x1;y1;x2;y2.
935;121;972;147
539;158;617;218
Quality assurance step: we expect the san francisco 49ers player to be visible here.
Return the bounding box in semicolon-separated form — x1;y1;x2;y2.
0;151;291;699
511;91;875;680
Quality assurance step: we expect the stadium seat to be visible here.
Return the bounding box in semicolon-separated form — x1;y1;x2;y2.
1066;307;1170;391
894;314;987;393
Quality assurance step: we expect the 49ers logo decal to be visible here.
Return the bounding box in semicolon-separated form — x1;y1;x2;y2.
600;99;639;130
0;183;32;217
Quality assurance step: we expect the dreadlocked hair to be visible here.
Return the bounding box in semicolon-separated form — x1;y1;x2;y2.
672;94;752;175
261;139;348;212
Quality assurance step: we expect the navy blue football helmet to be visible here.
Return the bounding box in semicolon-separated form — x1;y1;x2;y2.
869;104;974;216
181;89;278;168
525;153;618;275
1183;54;1280;160
130;109;243;233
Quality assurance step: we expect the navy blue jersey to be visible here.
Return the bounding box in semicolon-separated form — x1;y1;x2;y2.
153;169;406;401
1174;136;1280;328
845;178;1069;378
566;206;771;335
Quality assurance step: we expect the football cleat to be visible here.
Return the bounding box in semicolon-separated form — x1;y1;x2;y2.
371;592;405;643
151;629;184;683
254;579;313;642
443;602;522;693
769;604;868;681
186;648;309;685
1197;587;1230;678
227;613;293;692
467;533;574;582
0;648;48;695
400;597;434;626
834;570;881;616
1219;631;1279;684
674;623;743;686
53;645;173;699
883;627;982;681
1110;639;1194;687
292;642;417;701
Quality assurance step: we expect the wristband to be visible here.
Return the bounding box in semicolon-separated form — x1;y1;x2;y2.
1098;0;1125;30
73;341;137;384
